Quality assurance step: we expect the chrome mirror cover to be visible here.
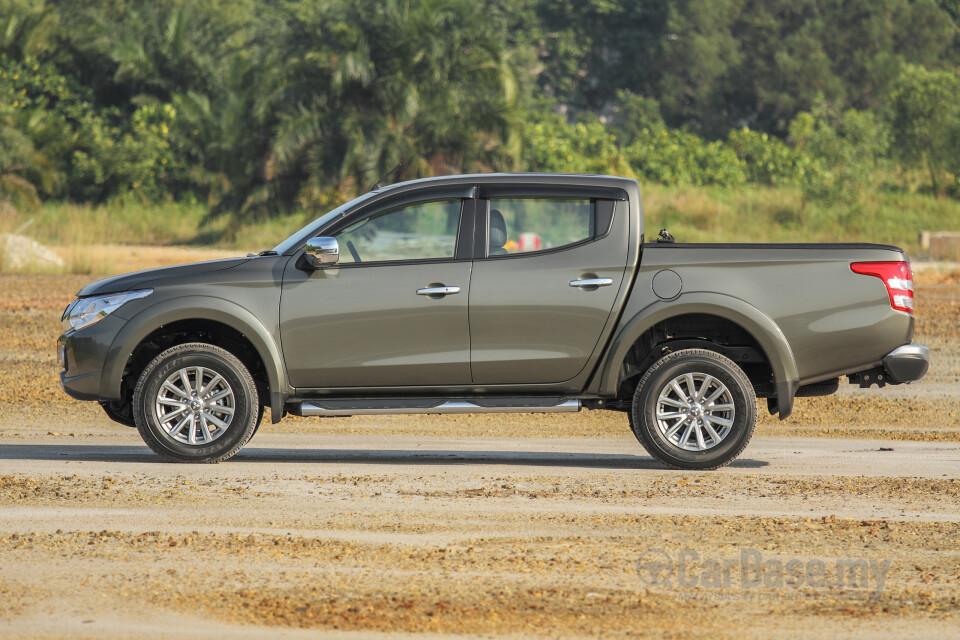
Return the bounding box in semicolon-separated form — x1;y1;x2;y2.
304;236;339;267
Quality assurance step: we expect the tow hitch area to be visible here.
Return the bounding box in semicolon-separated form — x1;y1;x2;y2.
849;344;931;388
849;367;888;388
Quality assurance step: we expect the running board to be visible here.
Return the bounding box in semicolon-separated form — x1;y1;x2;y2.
293;397;581;417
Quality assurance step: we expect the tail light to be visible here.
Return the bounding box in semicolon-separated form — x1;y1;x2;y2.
850;261;914;314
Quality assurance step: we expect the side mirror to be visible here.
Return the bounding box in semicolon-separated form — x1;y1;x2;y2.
304;236;339;268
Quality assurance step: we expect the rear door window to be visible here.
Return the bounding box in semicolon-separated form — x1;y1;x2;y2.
485;198;597;256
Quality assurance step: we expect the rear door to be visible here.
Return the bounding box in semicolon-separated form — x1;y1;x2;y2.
468;187;630;384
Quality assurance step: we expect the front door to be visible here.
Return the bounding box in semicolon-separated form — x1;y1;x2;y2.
469;194;629;384
280;197;472;389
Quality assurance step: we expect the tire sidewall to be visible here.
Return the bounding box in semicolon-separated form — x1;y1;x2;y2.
134;347;256;461
633;352;755;469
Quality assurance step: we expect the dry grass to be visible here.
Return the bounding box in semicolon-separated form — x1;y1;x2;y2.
60;245;111;275
55;244;237;274
3;183;960;275
641;184;960;252
0;201;240;275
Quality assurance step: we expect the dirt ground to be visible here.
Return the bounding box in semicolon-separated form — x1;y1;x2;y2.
1;264;959;638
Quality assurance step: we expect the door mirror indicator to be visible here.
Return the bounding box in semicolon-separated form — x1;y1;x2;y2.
304;237;339;268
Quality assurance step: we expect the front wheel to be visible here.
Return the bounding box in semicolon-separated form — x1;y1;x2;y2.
132;343;259;463
630;349;757;470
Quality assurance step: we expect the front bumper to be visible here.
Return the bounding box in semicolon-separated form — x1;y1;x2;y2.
57;315;127;401
882;344;930;384
59;366;102;401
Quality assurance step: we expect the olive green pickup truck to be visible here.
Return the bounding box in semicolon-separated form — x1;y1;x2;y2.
58;174;929;469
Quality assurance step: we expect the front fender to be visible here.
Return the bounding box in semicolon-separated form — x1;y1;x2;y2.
591;292;800;417
99;295;289;421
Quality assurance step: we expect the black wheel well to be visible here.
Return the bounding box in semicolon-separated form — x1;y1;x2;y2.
119;320;270;410
615;313;774;406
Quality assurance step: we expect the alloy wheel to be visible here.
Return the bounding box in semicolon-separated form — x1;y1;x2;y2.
155;366;235;445
654;372;735;451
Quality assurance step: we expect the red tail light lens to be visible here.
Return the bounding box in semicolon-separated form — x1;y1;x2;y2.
850;261;914;314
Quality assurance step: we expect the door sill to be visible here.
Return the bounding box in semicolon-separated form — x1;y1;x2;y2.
291;397;581;417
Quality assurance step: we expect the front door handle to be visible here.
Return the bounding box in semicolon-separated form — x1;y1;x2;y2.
417;285;461;296
569;278;613;288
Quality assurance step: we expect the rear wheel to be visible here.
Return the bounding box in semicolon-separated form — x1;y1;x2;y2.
629;348;756;470
249;403;265;440
132;343;258;463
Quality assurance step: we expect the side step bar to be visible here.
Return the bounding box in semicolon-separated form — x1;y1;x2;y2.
293;397;581;417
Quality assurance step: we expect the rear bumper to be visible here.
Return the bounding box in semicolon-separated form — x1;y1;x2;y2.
882;344;930;384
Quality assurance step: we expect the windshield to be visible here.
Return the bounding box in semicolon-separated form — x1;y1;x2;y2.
271;191;381;255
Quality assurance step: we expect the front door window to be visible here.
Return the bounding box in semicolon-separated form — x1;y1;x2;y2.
335;199;462;264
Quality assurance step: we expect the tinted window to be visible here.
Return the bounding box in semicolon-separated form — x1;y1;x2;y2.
335;199;462;264
487;198;593;256
272;190;380;255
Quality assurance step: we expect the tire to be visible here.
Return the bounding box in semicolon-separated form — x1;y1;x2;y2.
249;403;265;441
132;343;259;463
629;348;756;470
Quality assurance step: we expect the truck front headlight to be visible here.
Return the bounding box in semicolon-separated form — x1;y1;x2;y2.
62;289;153;332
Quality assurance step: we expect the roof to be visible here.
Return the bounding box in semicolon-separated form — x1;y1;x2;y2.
371;172;638;197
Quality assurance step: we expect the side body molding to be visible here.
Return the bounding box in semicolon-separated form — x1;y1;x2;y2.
590;292;800;418
99;296;289;422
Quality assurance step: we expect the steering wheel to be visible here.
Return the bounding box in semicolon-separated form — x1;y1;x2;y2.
346;240;361;263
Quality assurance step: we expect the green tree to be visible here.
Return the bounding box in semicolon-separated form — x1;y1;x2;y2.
265;0;525;215
172;48;290;215
0;105;57;210
0;0;57;60
936;0;960;28
65;3;247;105
889;64;960;195
2;0;960;218
513;0;960;138
788;99;890;202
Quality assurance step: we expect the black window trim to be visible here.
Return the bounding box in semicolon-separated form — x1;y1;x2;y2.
478;184;628;200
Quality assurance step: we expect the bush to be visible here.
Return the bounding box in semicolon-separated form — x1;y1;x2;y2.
622;128;744;187
522;108;635;177
71;102;181;202
726;128;816;188
614;93;745;187
0;55;183;204
788;100;890;203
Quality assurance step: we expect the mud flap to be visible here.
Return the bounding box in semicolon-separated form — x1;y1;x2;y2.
769;380;797;420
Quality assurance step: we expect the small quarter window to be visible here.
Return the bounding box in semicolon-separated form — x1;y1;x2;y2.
486;198;596;256
335;199;462;264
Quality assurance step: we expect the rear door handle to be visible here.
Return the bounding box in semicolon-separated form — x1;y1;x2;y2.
569;278;613;288
417;286;461;296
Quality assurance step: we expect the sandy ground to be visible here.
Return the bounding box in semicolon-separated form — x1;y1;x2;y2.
1;435;959;639
1;266;959;638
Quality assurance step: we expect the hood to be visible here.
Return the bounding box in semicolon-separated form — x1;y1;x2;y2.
77;257;251;297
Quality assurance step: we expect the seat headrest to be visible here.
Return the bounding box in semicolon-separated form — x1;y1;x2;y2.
489;209;507;251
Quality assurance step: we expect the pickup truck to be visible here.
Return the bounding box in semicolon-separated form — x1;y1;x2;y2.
58;174;930;469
